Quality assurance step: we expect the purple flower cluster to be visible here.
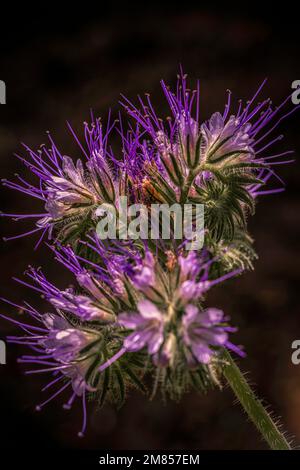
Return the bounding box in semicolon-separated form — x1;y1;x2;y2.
2;308;99;437
1;116;118;245
121;73;296;208
115;249;244;368
1;70;296;436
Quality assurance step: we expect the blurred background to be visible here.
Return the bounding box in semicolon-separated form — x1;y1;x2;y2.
0;5;300;450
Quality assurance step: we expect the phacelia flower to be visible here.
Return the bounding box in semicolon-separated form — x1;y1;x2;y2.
3;308;101;437
1;240;152;435
42;313;99;363
121;71;297;241
200;112;253;164
119;299;165;354
113;248;242;367
130;251;156;290
182;305;243;365
177;250;242;304
23;266;116;323
1;117;119;245
1;70;297;442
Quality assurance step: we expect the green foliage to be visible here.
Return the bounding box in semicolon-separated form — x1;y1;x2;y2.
151;353;217;402
53;206;98;245
193;178;255;242
84;341;149;409
207;229;258;273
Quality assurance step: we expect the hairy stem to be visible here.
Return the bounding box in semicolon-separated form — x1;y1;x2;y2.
223;350;291;450
180;169;197;203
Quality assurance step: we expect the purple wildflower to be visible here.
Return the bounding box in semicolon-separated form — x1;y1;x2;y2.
121;71;297;198
3;309;100;437
180;280;210;301
178;250;201;278
45;238;147;317
178;250;242;303
119;300;165;354
200;112;253;163
41;313;97;363
1;116;118;245
48;291;114;322
130;250;156;290
20;266;115;322
1;71;296;437
73;233;157;295
182;305;244;365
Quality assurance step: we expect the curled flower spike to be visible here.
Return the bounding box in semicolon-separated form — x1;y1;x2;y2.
1;116;119;246
18;266;116;323
1;236;244;434
1;70;297;448
122;72;298;242
2;310;100;438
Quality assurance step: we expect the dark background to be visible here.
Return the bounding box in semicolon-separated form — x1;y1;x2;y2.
0;5;300;450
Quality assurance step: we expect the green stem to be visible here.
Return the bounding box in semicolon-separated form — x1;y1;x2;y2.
223;350;291;450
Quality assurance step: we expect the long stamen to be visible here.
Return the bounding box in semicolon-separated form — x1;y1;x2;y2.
35;381;71;411
63;392;77;410
78;389;87;438
98;347;127;372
